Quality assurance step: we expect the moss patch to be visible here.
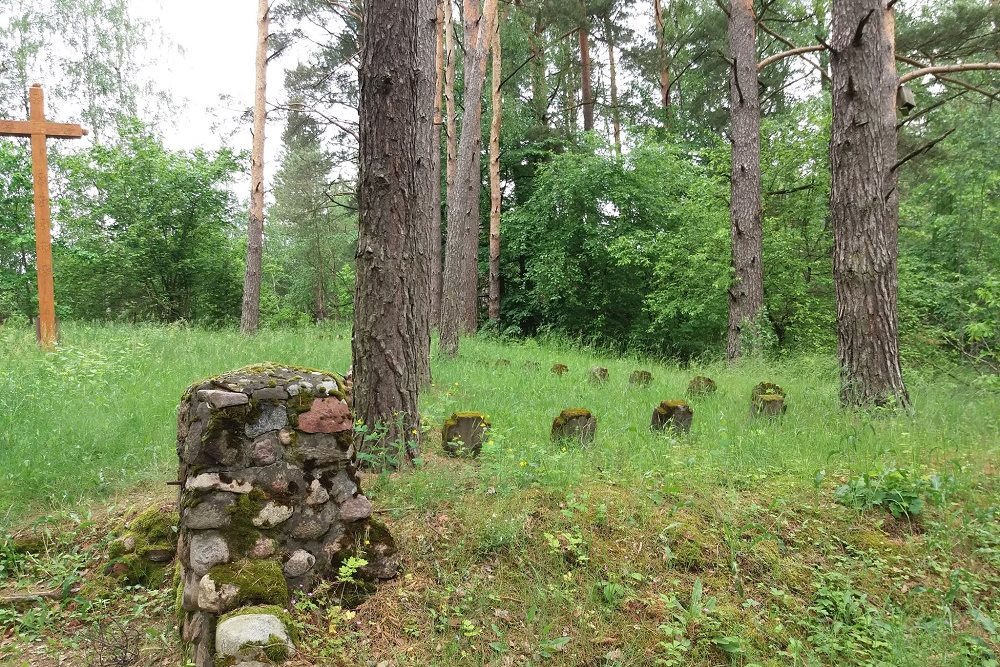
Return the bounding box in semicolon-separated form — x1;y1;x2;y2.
105;505;178;588
223;489;267;557
552;408;593;429
208;559;289;607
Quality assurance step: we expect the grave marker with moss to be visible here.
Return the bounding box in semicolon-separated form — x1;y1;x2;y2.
750;382;787;418
629;370;653;387
442;412;491;457
687;376;717;396
588;366;609;384
551;408;597;445
651;400;693;433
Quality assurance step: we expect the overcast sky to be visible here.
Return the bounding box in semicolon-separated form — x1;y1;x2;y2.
128;0;300;194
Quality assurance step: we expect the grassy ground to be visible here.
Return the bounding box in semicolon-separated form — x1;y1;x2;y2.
1;322;999;666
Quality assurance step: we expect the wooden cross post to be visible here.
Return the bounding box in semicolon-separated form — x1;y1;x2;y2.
0;84;88;348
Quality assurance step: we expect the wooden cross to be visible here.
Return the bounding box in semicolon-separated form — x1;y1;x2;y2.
0;84;87;348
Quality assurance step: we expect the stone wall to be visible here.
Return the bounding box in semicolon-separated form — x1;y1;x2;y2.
175;364;397;667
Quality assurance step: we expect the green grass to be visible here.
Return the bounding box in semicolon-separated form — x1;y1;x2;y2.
1;322;999;666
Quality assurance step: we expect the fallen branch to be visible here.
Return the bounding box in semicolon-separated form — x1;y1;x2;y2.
1;585;80;605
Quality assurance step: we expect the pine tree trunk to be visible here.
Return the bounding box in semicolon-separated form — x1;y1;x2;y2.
240;0;268;336
488;8;502;322
445;0;457;197
725;0;764;361
830;0;909;407
605;16;622;158
413;0;437;387
430;0;446;329
530;13;547;125
654;0;671;119
579;14;594;132
440;0;499;356
354;0;429;463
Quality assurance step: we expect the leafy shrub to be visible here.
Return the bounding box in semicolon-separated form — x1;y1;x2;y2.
834;467;952;518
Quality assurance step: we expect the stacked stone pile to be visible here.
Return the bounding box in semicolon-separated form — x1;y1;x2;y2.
175;364;397;667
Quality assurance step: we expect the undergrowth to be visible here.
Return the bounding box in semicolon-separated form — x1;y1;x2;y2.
1;322;998;665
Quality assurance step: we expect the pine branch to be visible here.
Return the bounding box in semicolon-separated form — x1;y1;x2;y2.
899;62;1000;84
758;22;830;83
896;55;1000;101
757;45;825;70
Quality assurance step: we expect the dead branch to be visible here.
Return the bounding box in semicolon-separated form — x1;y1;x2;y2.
891;127;955;172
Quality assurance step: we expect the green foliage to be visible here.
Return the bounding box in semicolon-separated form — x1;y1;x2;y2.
0;141;34;324
54;120;244;324
503;135;729;357
263;111;357;326
834;467;953;519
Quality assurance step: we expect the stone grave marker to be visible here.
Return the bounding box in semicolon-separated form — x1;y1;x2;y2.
629;370;653;386
551;408;597;445
588;366;609;384
751;382;787;417
442;411;491;457
651;400;694;433
687;376;717;396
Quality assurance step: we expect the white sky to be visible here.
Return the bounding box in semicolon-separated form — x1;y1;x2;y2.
128;0;302;195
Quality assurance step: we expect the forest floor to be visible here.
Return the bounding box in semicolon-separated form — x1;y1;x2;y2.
1;323;999;666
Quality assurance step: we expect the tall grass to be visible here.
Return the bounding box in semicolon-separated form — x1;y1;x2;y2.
1;322;997;528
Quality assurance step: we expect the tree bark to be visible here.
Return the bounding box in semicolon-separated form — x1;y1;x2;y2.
725;0;764;362
445;0;457;196
529;12;547;125
439;0;499;356
430;0;446;328
830;0;909;408
654;0;671;119
353;0;429;463
579;8;594;132
488;7;502;322
413;0;437;387
240;0;268;336
605;16;622;158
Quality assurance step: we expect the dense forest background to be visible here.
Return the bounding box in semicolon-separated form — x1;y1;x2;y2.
0;0;997;372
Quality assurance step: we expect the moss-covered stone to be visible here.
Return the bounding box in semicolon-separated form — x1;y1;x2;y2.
687;375;718;396
651;400;693;433
588;366;609;384
551;408;597;445
629;370;653;386
223;489;268;558
442;411;491;457
9;532;47;554
208;559;289;607
106;504;179;587
173;561;184;627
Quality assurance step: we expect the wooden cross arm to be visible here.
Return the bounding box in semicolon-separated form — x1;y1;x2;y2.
0;119;89;139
